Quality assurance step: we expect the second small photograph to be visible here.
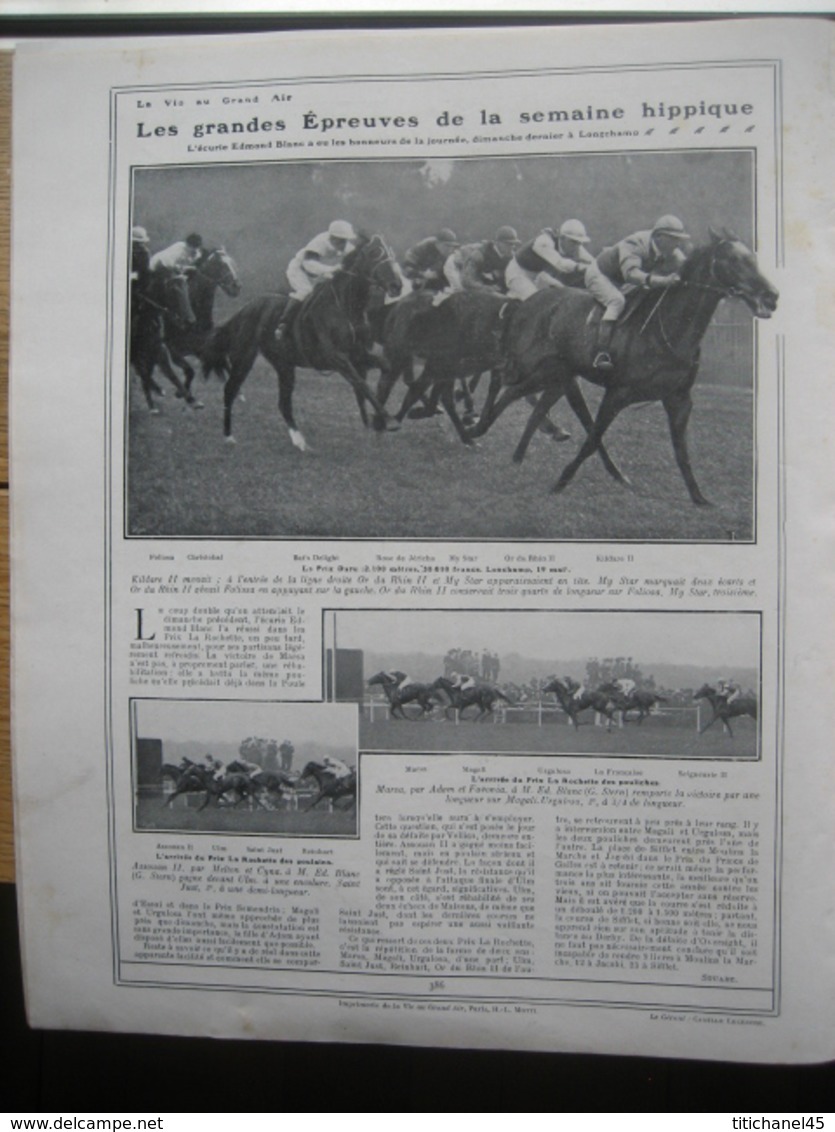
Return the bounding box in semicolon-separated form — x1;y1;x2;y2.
327;608;761;760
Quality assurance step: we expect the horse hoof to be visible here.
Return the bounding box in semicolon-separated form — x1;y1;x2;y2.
551;428;571;443
290;429;308;452
225;435;237;446
383;418;401;432
149;407;161;416
189;400;205;410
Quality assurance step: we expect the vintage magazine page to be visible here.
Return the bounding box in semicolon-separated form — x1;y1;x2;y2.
10;18;835;1060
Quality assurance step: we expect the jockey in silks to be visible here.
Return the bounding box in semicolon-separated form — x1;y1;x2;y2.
382;669;414;690
612;677;637;702
591;214;691;371
274;219;358;342
323;755;353;780
716;678;741;705
233;757;262;778
449;670;477;694
442;225;521;299
150;231;203;275
402;229;459;295
562;676;585;701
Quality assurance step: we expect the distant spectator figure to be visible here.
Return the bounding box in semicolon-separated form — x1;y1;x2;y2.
279;740;295;772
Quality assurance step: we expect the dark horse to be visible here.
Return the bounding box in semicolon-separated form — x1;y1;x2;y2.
694;684;758;738
469;231;779;503
375;290;583;450
542;678;621;731
160;760;265;811
367;671;439;720
298;761;357;811
202;234;403;448
431;676;512;721
164;246;241;395
622;689;668;724
225;760;294;807
131;269;199;412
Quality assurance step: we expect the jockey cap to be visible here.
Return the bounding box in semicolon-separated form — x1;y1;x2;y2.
329;219;357;241
652;215;690;240
435;228;459;246
495;225;521;246
559;219;591;244
132;226;150;244
185;232;204;248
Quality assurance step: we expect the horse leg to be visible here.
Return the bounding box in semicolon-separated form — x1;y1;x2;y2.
563;379;630;486
663;390;710;506
552;387;628;495
222;340;261;443
513;384;567;463
156;343;201;408
699;712;719;735
438;379;476;446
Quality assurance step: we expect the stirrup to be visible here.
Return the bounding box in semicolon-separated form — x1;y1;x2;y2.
593;351;614;371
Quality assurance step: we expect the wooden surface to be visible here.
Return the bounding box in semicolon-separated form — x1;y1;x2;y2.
1;50;12;884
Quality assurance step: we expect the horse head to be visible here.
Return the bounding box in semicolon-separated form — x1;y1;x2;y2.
699;230;779;318
345;234;402;299
693;683;714;701
160;269;197;327
367;671;394;688
202;247;241;298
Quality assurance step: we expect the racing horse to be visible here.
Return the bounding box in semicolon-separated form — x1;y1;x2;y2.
621;689;667;724
163;246;241;396
431;676;513;721
367;671;440;720
542;678;622;732
375;290;594;452
202;234;403;448
160;760;265;811
694;684;758;738
131;268;200;413
224;760;295;808
298;761;357;812
469;230;779;503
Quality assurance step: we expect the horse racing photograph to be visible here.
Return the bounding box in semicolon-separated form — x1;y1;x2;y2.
126;149;773;542
328;608;761;759
132;698;359;837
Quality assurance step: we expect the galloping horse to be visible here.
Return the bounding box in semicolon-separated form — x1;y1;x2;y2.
367;671;439;720
469;231;779;503
160;760;265;810
376;290;589;451
543;678;621;731
694;684;758;738
202;234;402;448
131;269;199;412
164;247;241;395
622;689;667;724
298;761;357;811
431;676;512;721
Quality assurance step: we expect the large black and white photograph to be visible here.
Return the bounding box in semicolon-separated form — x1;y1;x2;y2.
327;608;761;758
132;698;358;836
127;149;774;542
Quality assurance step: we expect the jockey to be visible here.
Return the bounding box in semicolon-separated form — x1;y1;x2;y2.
234;757;262;778
323;755;353;779
562;676;584;700
505;219;595;300
444;226;521;294
150;232;203;275
449;670;477;694
382;669;415;690
612;677;637;700
274;219;358;342
402;229;459;294
716;678;741;704
592;214;690;370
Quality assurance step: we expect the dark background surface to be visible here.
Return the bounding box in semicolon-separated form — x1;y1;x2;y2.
3;11;833;1112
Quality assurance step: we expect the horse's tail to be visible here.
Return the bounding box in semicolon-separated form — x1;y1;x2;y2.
201;295;284;381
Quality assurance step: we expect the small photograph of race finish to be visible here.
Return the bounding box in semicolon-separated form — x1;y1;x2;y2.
327;609;760;759
127;149;772;542
132;698;358;836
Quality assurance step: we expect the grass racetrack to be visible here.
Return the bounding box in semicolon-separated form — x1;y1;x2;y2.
127;361;754;541
136;792;357;836
360;713;758;759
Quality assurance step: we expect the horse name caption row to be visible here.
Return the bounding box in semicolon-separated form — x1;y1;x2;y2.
130;604;309;690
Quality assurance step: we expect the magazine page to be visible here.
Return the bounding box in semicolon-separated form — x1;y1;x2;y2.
10;18;835;1060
